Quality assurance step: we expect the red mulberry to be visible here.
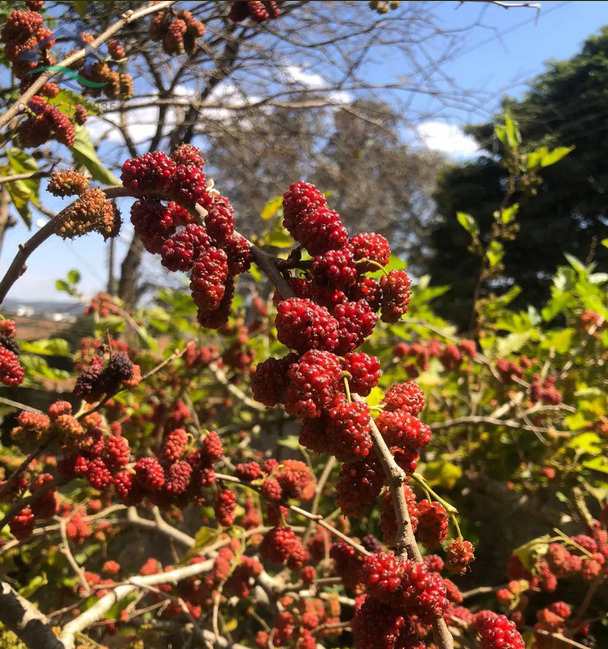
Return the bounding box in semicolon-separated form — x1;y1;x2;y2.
285;350;342;419
350;232;391;272
260;526;308;569
446;539;475;575
325;399;372;460
170;164;208;207
251;354;297;406
165;460;193;495
343;352;381;396
276;298;339;354
333;299;377;354
215;488;237;526
135;457;165;491
0;346;24;385
121;151;177;196
311;247;358;289
376;410;431;450
380;270;411;323
415;499;448;548
204;194;235;244
190;247;229;311
383;381;425;416
336;458;384;516
162;428;189;462
160;224;210;272
473;611;525;649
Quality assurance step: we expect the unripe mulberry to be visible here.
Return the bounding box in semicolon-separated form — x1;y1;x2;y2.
121;151;177;196
275;460;315;501
161;223;210;272
47;169;89;197
343;352;381;396
351;595;418;649
383;381;425;415
190;247;229;311
57;188;120;240
107;39;125;59
251;354;297;406
260;526;308;569
276;298;339;354
379;270;411;323
215;489;237;526
285;350;342;419
446;539;475;575
0;346;24;385
350;232;391;272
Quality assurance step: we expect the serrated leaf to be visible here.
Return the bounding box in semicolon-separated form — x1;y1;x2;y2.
71;126;120;185
260;195;283;221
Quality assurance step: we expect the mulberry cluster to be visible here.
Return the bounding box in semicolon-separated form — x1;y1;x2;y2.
0;320;24;386
74;350;140;402
47;168;89;197
1;7;55;80
473;611;525;649
229;1;281;23
56;187;120;240
122;146;251;329
394;338;478;378
17;95;75;148
150;9;205;55
260;526;308;569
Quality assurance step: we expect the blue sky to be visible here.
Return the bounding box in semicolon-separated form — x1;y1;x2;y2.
3;0;608;303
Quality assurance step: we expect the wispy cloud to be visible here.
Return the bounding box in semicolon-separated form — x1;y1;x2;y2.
416;121;479;158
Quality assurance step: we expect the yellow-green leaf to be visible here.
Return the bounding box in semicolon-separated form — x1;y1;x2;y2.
260;195;283;221
71;126;121;186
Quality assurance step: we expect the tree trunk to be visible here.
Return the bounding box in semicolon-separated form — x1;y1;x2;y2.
117;234;144;308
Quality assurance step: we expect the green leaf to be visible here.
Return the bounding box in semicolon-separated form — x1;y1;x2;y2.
48;89;100;118
567;432;602;455
5;149;41;226
601;238;608;249
71;126;121;185
20;338;70;357
192;526;220;552
583;457;608;475
366;386;385;408
541;328;573;353
278;435;300;450
423;460;462;490
486;240;504;268
19;573;47;598
504;112;521;148
260;195;283;221
497;203;519;224
564;253;587;275
496;332;530;357
265;218;292;248
456;211;479;239
540;145;574;167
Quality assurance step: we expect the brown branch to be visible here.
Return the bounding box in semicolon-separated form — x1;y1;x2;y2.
208;361;266;411
0;2;176;130
0;580;63;649
0;186;131;305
